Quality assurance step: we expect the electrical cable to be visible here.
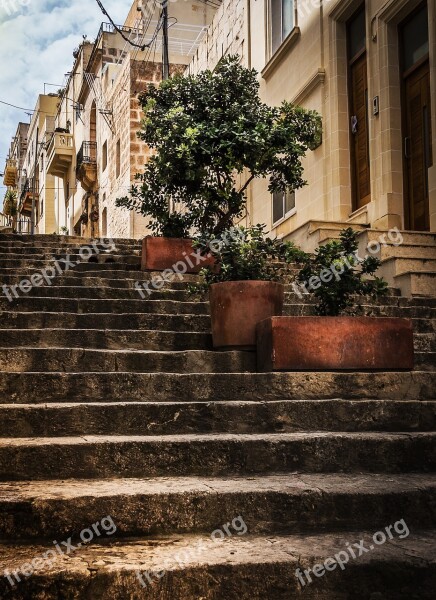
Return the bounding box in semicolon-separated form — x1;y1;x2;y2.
93;0;150;50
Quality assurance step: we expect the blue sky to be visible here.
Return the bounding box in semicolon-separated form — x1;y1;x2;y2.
0;0;131;200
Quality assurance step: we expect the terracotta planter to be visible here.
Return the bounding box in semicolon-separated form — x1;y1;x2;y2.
141;236;214;273
209;281;285;349
256;316;414;372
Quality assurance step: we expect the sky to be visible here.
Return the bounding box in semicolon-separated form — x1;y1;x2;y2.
0;0;131;201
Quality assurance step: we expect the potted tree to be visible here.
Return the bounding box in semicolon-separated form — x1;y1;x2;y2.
116;56;321;272
192;225;307;349
3;190;18;232
257;228;415;371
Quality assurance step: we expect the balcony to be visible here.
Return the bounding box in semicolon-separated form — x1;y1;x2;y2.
46;131;74;177
3;159;18;186
19;177;39;214
76;141;97;191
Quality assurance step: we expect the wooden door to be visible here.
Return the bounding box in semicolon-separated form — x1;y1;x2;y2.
350;52;371;209
403;60;432;230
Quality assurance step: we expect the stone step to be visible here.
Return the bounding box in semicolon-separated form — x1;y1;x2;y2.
357;229;436;248
0;261;142;273
0;311;213;331
1;371;434;403
0;348;256;374
2;296;436;319
1;283;435;307
0;297;209;315
0;242;141;253
415;333;436;352
0;233;141;245
378;245;436;261
0;255;141;269
395;271;436;297
0;432;435;480
0;327;431;353
378;257;436;279
0;530;435;599
0;329;213;350
1;400;435;437
1;473;435;540
415;352;436;371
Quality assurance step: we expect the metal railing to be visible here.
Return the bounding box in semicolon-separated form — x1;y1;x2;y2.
77;141;97;168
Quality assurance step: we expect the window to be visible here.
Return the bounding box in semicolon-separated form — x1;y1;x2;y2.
102;141;108;172
116;139;121;178
272;188;295;225
401;5;429;72
271;0;294;54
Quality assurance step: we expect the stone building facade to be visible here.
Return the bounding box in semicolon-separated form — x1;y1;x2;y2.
188;0;436;239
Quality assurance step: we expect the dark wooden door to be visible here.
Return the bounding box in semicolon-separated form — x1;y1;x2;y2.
404;60;432;230
350;52;371;209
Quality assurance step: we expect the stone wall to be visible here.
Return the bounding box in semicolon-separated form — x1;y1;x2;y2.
187;0;246;74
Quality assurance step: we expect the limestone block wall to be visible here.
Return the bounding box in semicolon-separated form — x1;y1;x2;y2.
187;0;246;74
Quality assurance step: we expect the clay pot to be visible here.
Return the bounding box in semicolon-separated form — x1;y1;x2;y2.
257;316;414;371
209;281;285;349
141;236;214;273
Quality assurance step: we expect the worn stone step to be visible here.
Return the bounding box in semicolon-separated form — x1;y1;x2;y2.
0;432;435;480
1;371;434;403
415;352;436;371
2;295;436;319
378;257;436;279
1;473;435;540
0;244;141;255
0;296;209;315
0;233;141;245
1;400;435;438
357;229;436;248
0;261;142;273
0;329;213;350
0;348;256;374
395;271;436;297
0;255;141;269
415;333;436;352
0;311;212;332
0;530;435;599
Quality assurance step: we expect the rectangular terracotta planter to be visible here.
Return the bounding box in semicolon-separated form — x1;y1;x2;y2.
141;236;214;273
256;316;414;372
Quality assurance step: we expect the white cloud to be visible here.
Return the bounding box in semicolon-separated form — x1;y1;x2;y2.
0;0;131;199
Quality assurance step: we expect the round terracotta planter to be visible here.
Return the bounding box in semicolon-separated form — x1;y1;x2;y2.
141;236;214;273
209;281;285;349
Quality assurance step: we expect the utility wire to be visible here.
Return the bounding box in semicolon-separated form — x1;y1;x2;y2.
93;0;149;50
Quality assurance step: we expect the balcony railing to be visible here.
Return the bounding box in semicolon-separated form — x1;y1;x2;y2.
46;131;74;177
77;141;97;168
3;159;18;187
76;141;97;192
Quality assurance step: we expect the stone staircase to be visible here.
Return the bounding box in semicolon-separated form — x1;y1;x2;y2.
0;233;435;599
301;222;436;297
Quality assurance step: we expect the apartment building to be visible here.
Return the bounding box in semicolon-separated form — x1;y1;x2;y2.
188;0;436;240
1;122;29;230
45;0;220;239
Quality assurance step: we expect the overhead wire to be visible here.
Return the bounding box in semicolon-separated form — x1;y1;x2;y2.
93;0;150;50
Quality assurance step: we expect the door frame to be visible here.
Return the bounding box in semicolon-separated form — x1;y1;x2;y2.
399;1;431;230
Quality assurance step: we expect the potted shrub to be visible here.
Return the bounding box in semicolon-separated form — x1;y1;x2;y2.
192;225;307;349
116;55;321;273
257;228;415;371
3;190;18;232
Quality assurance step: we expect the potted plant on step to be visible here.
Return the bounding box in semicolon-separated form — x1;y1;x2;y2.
257;228;415;371
192;225;307;349
116;55;322;273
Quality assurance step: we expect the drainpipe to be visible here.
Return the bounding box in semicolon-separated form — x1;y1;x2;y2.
31;126;39;235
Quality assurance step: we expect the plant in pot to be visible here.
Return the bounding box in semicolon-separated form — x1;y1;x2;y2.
116;55;322;273
3;190;18;231
192;224;307;349
257;228;415;371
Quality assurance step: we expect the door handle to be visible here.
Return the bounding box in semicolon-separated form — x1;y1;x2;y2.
351;116;358;135
404;137;411;159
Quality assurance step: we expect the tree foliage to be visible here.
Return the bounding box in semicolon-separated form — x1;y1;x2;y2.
116;55;322;237
191;224;307;293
